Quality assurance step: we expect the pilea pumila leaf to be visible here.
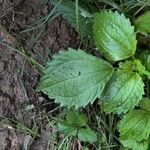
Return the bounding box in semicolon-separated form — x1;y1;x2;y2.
93;11;137;61
37;48;113;109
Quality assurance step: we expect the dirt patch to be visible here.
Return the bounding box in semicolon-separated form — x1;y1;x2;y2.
0;122;26;150
0;0;78;149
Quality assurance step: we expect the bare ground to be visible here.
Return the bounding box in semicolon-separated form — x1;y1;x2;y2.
0;0;79;149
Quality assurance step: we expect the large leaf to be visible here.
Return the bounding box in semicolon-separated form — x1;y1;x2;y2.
120;139;149;150
51;0;92;38
119;104;150;150
135;11;150;36
119;110;150;141
93;11;137;61
101;70;144;114
37;48;113;109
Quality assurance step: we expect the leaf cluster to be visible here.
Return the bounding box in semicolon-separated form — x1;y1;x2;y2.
37;4;150;150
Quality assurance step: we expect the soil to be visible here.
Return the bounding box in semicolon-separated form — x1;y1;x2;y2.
0;0;78;149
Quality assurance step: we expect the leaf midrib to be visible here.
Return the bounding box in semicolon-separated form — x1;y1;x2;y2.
46;72;109;99
42;68;111;90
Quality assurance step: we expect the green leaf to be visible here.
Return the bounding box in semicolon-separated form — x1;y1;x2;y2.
66;110;88;127
139;50;150;72
119;59;150;76
101;70;144;114
93;11;137;61
58;110;97;143
135;11;150;36
139;98;150;113
119;60;135;71
37;48;113;109
51;0;92;38
119;110;150;150
78;128;97;143
58;121;77;136
119;59;145;73
120;139;149;150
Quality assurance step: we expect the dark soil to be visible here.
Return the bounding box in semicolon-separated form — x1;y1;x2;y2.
0;0;78;149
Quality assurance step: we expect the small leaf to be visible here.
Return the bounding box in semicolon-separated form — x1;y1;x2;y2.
66;110;88;127
51;0;92;38
93;11;137;61
139;50;150;72
78;128;97;143
119;59;149;76
135;11;150;36
120;139;149;150
58;110;97;143
119;60;135;71
139;97;150;113
119;109;150;150
37;48;113;109
58;121;77;136
101;70;144;114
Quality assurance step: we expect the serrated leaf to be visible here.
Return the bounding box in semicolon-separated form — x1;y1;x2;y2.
101;70;144;114
78;128;97;143
58;110;97;143
51;0;92;38
119;60;134;71
120;139;149;150
135;11;150;36
119;110;150;149
93;11;137;61
58;121;77;136
119;59;145;73
119;59;149;76
37;48;113;109
66;110;88;127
